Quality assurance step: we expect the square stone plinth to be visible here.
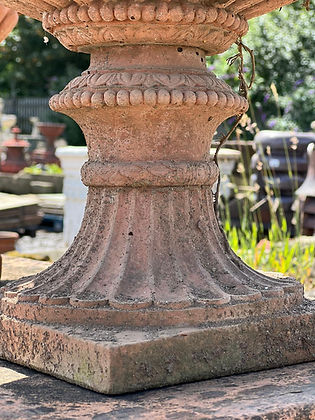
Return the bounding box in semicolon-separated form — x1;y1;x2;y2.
1;301;315;394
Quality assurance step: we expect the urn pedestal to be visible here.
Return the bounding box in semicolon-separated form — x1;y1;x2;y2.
0;0;314;394
296;143;315;235
210;147;241;199
32;122;65;166
0;127;29;173
0;232;19;280
56;146;88;246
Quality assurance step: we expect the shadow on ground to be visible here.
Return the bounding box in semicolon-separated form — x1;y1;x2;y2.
0;359;315;419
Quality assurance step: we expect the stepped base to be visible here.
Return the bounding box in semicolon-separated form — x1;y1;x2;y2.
1;300;314;395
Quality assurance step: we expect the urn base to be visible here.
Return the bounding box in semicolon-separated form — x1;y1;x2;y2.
1;300;314;395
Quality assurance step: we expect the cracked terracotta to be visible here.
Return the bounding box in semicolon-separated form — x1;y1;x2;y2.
0;0;314;394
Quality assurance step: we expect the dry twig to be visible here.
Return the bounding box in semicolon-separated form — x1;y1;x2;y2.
302;0;310;11
213;37;255;215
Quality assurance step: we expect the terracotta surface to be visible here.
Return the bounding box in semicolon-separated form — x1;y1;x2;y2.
1;300;315;394
0;5;18;43
0;0;297;32
0;233;19;255
0;0;314;394
0;360;314;419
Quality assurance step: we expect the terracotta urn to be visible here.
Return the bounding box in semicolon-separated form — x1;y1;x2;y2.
0;127;29;173
32;122;65;165
0;0;314;395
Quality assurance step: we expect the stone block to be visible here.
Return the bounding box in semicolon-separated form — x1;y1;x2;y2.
1;300;314;394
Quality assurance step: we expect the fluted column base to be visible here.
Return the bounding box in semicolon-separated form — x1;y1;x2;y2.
1;176;302;317
1;174;315;393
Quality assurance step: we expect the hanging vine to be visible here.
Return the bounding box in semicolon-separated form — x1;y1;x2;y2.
213;37;255;215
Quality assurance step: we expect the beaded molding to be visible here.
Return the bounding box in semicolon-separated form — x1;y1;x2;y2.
50;87;248;111
50;69;248;111
81;160;219;188
43;1;248;37
0;0;295;23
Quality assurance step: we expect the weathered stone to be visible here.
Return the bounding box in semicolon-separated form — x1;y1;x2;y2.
1;300;315;394
0;0;314;394
0;5;18;43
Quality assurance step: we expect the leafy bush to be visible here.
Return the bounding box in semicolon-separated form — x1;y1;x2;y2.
209;4;315;132
0;16;88;146
0;16;88;98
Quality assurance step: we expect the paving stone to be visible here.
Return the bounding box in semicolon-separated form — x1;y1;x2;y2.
0;360;314;419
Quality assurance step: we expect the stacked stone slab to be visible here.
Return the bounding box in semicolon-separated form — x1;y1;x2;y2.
252;130;315;232
0;0;314;394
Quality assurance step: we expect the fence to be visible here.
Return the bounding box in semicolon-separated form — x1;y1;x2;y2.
3;97;55;134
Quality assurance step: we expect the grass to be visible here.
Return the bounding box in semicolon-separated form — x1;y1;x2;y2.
23;163;63;175
223;216;315;289
218;112;315;289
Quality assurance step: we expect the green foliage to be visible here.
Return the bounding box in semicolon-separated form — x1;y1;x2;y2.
0;16;89;97
209;5;315;132
24;163;63;175
225;219;315;288
219;116;315;288
0;16;89;145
